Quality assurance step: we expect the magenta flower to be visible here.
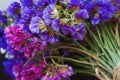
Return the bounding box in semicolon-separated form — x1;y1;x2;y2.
23;37;46;58
12;61;46;80
58;66;73;78
4;25;31;50
41;65;73;80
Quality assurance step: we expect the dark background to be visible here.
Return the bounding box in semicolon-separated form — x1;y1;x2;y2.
0;54;12;80
0;53;99;80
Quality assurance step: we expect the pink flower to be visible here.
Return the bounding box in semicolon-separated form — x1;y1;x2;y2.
4;25;31;50
41;65;73;80
12;61;46;80
58;66;73;78
23;37;46;58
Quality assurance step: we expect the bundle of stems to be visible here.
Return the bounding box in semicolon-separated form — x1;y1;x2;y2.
50;21;120;80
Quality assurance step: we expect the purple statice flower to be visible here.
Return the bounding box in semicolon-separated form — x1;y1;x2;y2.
49;0;57;4
85;1;116;24
116;0;120;3
35;0;48;6
97;1;116;22
0;34;7;49
41;73;61;80
7;2;20;16
0;13;7;26
41;65;73;80
75;9;89;19
40;31;59;44
91;17;101;25
23;37;46;58
36;0;57;6
29;16;47;33
19;6;35;24
3;49;26;79
61;25;70;35
71;23;86;41
43;4;58;25
0;27;7;49
51;18;60;32
12;61;46;80
3;60;16;78
67;0;81;8
29;16;41;34
4;25;31;51
85;1;95;12
20;0;33;6
58;66;73;78
61;23;86;40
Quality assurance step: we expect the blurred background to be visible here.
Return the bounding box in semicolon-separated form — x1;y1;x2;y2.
0;0;19;10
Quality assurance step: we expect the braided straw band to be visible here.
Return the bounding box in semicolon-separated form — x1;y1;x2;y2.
112;62;120;80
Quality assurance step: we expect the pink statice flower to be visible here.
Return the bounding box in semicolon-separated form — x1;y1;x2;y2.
4;25;31;50
12;61;46;80
23;37;46;58
58;65;73;78
41;65;73;80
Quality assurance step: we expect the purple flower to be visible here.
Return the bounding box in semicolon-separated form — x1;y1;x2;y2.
85;1;94;12
0;14;7;25
40;31;59;44
23;37;46;58
61;23;86;40
116;0;120;3
29;16;41;33
43;4;57;25
51;19;60;32
97;2;116;22
85;1;116;24
41;74;61;80
61;25;70;35
20;0;33;6
41;65;73;80
0;27;7;49
68;0;81;8
19;6;35;24
3;60;16;78
91;17;101;25
58;66;73;78
75;9;89;19
12;61;46;80
7;2;20;16
72;23;86;40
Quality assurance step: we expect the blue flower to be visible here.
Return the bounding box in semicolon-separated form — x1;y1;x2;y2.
0;14;7;26
72;23;86;40
116;0;120;3
43;4;57;25
20;0;33;6
40;31;59;44
29;16;41;34
51;19;60;32
97;2;116;22
7;2;20;16
19;6;35;24
91;17;101;25
61;25;70;35
75;9;89;19
85;1;94;12
68;0;81;8
0;27;7;49
3;60;16;78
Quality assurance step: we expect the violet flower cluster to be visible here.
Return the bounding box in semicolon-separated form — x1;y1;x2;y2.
0;0;120;80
